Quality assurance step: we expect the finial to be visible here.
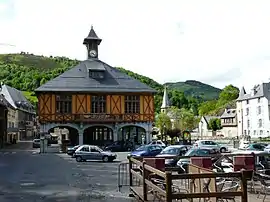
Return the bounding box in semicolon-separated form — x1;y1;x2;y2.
91;25;93;29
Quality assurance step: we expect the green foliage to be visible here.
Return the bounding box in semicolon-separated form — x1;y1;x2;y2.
172;107;199;131
156;113;172;133
198;85;239;116
166;80;221;100
208;118;222;131
22;91;38;106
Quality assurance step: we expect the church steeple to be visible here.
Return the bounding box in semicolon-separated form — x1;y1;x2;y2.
83;25;102;59
161;86;170;113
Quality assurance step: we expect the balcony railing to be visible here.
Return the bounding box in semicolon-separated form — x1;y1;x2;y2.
38;113;154;123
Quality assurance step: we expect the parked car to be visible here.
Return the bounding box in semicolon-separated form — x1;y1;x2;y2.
156;145;192;167
67;145;81;156
193;140;227;153
245;143;267;151
104;141;133;152
32;139;40;148
176;148;221;173
264;144;270;153
74;145;117;162
148;140;166;148
128;145;163;158
239;140;250;150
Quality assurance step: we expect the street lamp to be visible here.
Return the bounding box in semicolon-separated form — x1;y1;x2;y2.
163;123;167;142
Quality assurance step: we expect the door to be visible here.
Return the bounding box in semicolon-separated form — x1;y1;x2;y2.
80;145;91;160
90;146;103;160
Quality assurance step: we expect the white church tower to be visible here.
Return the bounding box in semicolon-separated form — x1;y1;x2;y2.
161;86;170;113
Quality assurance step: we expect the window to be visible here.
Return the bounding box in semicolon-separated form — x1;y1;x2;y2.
89;71;105;79
258;98;261;103
91;95;106;113
125;95;140;113
247;120;250;128
56;95;72;113
253;130;256;136
246;108;249;115
257;106;261;115
246;100;249;104
260;130;263;136
258;119;262;127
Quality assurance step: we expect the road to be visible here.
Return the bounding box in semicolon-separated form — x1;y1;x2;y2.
0;145;134;202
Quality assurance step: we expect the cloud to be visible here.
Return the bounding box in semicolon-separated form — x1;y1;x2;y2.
1;0;270;89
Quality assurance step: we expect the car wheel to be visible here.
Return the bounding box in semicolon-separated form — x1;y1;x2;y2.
76;156;82;162
103;156;109;162
220;147;226;153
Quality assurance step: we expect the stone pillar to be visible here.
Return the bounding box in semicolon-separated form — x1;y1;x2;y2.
79;131;83;145
113;125;118;142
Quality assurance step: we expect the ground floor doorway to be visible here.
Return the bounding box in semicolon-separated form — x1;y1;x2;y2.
118;126;146;148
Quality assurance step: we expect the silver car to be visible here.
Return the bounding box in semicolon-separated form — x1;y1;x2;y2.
194;140;227;153
74;145;117;162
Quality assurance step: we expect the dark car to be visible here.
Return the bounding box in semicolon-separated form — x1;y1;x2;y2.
104;141;133;152
156;145;191;167
176;148;220;173
67;145;81;156
246;143;267;151
128;145;163;158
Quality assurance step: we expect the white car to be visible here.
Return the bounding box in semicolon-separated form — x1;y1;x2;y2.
239;141;250;150
264;144;270;153
193;140;227;153
148;140;166;148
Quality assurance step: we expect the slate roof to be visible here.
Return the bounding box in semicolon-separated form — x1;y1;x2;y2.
220;108;236;118
1;85;35;113
35;58;156;93
237;83;270;101
203;116;220;125
161;86;170;109
0;94;8;108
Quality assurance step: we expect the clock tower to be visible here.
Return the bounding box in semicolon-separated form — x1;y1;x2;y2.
83;25;102;59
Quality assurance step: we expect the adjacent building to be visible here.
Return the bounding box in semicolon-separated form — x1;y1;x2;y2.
198;116;220;138
0;85;36;141
220;108;238;138
35;26;156;146
0;94;7;147
237;83;270;138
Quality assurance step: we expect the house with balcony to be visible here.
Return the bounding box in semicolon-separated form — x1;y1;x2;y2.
236;83;270;138
0;84;36;140
35;26;156;147
220;108;238;138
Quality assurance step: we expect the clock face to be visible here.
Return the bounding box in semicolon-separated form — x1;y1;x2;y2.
89;50;97;57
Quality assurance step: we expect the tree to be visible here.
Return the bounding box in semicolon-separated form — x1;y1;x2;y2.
170;107;199;131
218;85;239;105
208;118;222;136
155;113;172;140
198;100;217;116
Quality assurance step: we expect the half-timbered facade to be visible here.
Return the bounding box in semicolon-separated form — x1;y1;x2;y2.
35;26;156;146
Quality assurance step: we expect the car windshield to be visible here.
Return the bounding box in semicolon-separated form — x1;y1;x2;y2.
136;146;147;151
185;149;196;156
95;146;103;152
73;145;80;149
161;147;180;155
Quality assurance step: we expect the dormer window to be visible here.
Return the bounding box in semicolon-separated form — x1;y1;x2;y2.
89;70;105;79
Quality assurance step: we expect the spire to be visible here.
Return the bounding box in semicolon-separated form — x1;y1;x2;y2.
161;86;170;111
239;86;246;96
83;25;102;45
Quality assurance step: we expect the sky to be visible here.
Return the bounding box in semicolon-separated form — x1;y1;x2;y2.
1;0;270;91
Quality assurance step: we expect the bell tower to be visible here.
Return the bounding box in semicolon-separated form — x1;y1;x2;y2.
83;25;102;59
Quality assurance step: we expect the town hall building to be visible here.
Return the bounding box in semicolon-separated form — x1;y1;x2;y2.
35;26;156;146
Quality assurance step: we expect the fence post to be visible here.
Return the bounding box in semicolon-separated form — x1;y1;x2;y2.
241;170;248;202
165;171;172;202
142;161;147;201
129;157;133;187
